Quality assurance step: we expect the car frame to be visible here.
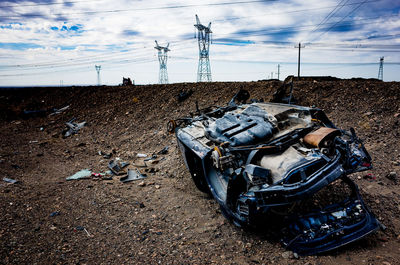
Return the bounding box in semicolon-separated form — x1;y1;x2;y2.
168;90;381;255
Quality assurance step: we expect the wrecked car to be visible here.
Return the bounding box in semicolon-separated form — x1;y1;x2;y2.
168;90;381;255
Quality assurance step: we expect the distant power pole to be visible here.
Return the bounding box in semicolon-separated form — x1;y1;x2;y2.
194;15;212;82
95;65;101;85
271;72;273;79
378;56;384;80
154;40;170;84
277;64;280;80
295;42;305;78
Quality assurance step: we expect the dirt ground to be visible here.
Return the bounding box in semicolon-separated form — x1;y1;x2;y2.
1;79;399;264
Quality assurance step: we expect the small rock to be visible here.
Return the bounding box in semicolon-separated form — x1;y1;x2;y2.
155;185;161;189
138;181;146;187
382;262;391;265
364;111;373;116
281;251;291;259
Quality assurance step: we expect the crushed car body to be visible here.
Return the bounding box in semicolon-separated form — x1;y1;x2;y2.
168;90;381;255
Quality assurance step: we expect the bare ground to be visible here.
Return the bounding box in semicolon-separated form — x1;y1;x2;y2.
0;79;399;264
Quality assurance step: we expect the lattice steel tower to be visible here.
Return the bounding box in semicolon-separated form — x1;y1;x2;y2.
378;56;384;80
154;41;170;84
95;65;101;85
194;15;212;82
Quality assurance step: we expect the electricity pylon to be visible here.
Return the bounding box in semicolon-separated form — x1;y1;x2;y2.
154;41;170;84
194;14;212;82
95;65;101;85
378;56;384;80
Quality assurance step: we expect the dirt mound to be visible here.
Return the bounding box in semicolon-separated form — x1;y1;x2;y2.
0;79;399;264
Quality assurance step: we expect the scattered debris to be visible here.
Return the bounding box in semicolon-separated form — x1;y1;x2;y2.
363;173;377;181
120;169;147;183
50;211;60;217
66;169;92;181
108;160;129;175
63;119;87;138
271;76;296;104
120;161;130;168
122;77;133;86
75;226;91;237
144;154;157;161
136;153;147;158
385;172;398;183
22;109;47;119
3;177;19;184
157;146;169;155
177;89;193;102
98;151;112;159
91;172;113;180
49;105;70;116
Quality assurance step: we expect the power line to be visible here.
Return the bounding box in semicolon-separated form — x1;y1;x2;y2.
213;1;379;23
311;0;370;41
5;0;277;19
0;0;102;8
308;0;350;36
214;13;398;39
0;39;195;69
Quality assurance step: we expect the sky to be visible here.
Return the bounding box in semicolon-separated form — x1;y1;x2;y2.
0;0;399;86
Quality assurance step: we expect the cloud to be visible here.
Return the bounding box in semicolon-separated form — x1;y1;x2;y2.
0;42;43;50
121;30;141;37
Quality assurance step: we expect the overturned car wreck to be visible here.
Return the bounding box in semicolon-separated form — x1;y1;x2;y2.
168;90;381;255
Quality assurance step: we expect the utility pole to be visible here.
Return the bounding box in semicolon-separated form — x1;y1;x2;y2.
295;42;305;78
95;65;101;85
271;72;273;79
154;40;170;84
194;15;212;82
378;56;384;80
277;64;280;80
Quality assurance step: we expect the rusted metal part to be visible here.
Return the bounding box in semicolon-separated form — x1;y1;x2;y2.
304;127;340;148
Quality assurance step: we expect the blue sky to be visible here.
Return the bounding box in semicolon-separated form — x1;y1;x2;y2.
0;0;399;86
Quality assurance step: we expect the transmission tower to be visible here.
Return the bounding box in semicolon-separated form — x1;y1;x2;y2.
154;41;170;84
378;56;384;80
194;15;212;82
95;65;101;85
